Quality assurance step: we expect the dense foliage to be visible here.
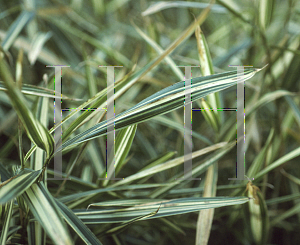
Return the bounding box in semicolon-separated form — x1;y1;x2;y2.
0;1;299;244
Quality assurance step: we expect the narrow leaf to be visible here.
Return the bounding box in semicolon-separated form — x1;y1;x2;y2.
0;201;13;245
59;68;263;152
55;199;103;245
0;54;54;158
0;168;42;204
1;10;34;51
22;182;73;245
77;197;250;224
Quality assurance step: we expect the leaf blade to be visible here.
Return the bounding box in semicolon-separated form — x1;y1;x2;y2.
22;182;73;245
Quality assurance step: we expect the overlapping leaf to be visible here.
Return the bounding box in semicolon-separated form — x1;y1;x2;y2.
55;199;103;245
0;81;79;99
22;182;73;245
0;168;42;204
75;197;250;224
58;67;264;152
0;54;54;158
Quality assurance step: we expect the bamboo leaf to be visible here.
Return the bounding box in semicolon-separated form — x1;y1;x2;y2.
0;54;54;158
102;206;160;235
28;32;52;65
0;81;79;100
114;125;137;174
111;142;227;187
27;220;46;245
76;197;250;224
246;90;294;116
194;26;219;244
259;0;275;30
59;68;263;152
196;162;218;245
0;201;13;245
149;141;235;198
30;79;50;172
22;182;73;245
1;10;34;51
58;184;169;206
0;168;42;204
55;199;103;245
25;5;212;161
141;1;227;16
254;146;300;180
132;22;184;80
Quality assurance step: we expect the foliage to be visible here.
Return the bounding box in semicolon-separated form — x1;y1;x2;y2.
0;0;300;244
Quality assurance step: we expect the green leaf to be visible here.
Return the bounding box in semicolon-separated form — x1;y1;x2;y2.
149;141;235;198
0;81;79;100
111;142;227;188
1;10;34;51
22;182;73;245
104;124;137;183
58;183;169;206
0;54;54;158
28;32;52;65
27;220;46;245
59;67;263;152
141;1;226;16
0;201;13;245
55;199;103;245
102;206;160;235
132;22;184;80
254;146;300;180
259;0;275;30
76;196;249;224
0;168;42;204
25;5;211;161
0;162;11;182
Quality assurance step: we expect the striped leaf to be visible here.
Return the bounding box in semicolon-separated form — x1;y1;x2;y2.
0;54;54;158
25;5;211;160
59;67;263;152
111;142;227;188
76;197;250;224
27;220;46;245
254;146;300;180
55;200;103;245
1;10;34;51
259;0;275;30
102;206;160;235
28;32;52;65
0;201;13;244
141;1;227;16
22;182;73;245
0;81;79;100
0;168;42;204
195;25;221;245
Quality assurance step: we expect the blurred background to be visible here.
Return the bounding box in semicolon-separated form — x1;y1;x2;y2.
0;0;300;244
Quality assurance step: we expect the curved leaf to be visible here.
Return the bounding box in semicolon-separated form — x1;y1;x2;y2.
22;182;73;245
55;199;103;245
0;54;54;158
0;169;42;204
59;67;263;152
